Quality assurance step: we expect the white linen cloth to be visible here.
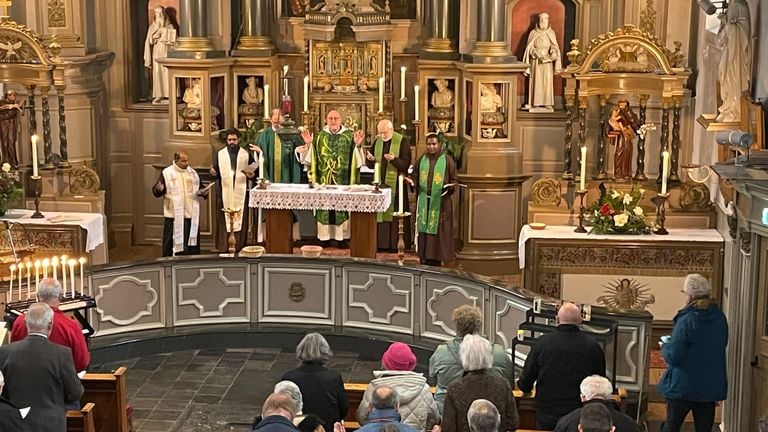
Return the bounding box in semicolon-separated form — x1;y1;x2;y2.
2;209;106;252
249;183;391;213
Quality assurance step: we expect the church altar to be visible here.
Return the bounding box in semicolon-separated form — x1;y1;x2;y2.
519;225;724;325
0;209;107;264
250;184;391;258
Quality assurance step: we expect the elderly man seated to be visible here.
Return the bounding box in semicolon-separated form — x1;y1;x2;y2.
579;404;614;432
253;392;300;432
253;381;326;432
467;399;501;432
357;385;417;432
554;375;638;432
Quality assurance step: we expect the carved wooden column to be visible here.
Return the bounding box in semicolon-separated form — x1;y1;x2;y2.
669;96;682;182
562;94;574;179
634;94;649;181
40;86;54;169
56;84;69;167
174;0;216;53
25;85;37;136
577;95;588;177
422;0;458;59
657;98;670;185
595;95;608;179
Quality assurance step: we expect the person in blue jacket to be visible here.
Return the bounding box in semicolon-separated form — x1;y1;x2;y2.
657;274;728;432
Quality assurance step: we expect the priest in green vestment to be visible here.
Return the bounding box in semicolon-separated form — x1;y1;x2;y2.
298;110;365;241
407;133;458;266
251;108;302;184
365;119;411;251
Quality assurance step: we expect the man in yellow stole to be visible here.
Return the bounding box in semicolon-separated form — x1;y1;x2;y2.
210;128;257;252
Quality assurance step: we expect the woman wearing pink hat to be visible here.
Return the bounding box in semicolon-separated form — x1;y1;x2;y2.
357;342;440;432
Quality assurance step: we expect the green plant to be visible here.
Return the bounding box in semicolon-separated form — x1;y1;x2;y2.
587;185;651;234
0;163;22;208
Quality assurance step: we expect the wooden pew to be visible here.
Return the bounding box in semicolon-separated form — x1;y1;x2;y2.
80;367;131;432
67;402;97;432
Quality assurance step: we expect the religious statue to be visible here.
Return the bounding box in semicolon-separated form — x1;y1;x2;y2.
429;79;455;134
369;55;378;75
241;77;263;105
431;79;454;109
239;76;264;127
317;52;327;75
143;6;176;104
522;12;561;112
0;90;24;168
479;84;502;112
183;78;202;109
716;0;751;123
605;100;639;181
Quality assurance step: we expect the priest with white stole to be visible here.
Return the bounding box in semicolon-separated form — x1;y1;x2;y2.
210;128;257;253
152;150;208;257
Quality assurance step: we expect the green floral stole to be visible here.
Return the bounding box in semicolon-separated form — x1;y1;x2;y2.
417;154;446;235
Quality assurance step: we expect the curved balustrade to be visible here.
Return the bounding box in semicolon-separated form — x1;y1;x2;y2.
87;255;652;391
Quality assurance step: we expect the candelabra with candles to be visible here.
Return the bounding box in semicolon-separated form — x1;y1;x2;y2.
6;255;90;302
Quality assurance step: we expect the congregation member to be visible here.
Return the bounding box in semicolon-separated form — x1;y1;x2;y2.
357;342;439;431
253;392;301;432
407;133;457;266
658;274;727;432
365;119;411;251
554;375;638;432
467;399;501;432
298;110;365;243
281;333;349;432
518;302;606;430
442;334;519;432
578;403;614;432
0;302;84;432
357;385;417;432
210;127;257;252
0;370;31;432
11;278;90;372
253;381;327;432
429;305;513;414
152;150;207;256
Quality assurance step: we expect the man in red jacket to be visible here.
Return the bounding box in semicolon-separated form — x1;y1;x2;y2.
11;278;90;372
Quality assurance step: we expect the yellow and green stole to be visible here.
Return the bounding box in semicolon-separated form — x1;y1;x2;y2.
417;154;446;235
374;134;402;222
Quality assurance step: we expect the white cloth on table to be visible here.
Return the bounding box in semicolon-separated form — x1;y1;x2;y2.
2;209;105;252
249;183;391;213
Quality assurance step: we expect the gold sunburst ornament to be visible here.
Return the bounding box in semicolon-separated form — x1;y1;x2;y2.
596;278;655;310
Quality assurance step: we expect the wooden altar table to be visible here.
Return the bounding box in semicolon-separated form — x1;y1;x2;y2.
249;184;391;258
518;225;724;325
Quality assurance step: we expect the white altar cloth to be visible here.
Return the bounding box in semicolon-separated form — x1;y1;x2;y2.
249;183;391;213
518;225;724;268
2;209;106;252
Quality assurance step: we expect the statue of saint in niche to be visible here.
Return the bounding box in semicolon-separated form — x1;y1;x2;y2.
431;79;454;109
241;77;263;105
144;6;176;104
605;100;640;181
479;84;503;112
716;0;751;122
0;90;25;168
522;12;561;112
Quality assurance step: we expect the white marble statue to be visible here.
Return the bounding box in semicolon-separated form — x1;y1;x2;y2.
144;6;176;104
242;76;263;105
716;0;751;123
183;79;202;109
522;12;561;112
479;83;502;112
431;79;454;109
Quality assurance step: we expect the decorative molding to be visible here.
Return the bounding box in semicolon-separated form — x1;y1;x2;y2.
349;274;410;324
177;269;245;317
289;282;306;302
538;246;716;272
426;285;479;335
69;165;101;195
679;181;711;211
531;178;562;207
260;266;333;322
596;278;655;310
47;0;66;28
95;275;158;326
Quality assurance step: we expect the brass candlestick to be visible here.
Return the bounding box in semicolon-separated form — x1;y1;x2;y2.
30;175;44;218
393;211;411;265
257;177;268;189
574;190;587;233
651;193;669;235
372;182;382;194
222;208;241;255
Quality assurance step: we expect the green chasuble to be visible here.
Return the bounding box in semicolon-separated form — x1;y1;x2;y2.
256;127;301;183
373;133;402;222
311;127;360;225
417;153;446;235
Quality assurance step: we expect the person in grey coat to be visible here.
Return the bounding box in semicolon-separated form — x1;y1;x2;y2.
0;302;83;432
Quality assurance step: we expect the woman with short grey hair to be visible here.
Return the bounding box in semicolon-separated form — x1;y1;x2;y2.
281;333;348;432
442;335;519;432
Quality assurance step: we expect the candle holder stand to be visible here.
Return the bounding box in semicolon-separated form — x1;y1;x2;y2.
257;177;268;190
393;211;411;265
30;175;44;218
398;98;408;126
222;208;241;256
372;182;382;194
651;193;669;235
574;190;587;233
412;119;422;148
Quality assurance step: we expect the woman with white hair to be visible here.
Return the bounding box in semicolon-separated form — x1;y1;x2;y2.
657;274;728;432
281;333;349;432
442;335;519;432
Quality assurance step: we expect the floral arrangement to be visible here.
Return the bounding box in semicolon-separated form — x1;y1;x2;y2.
588;185;651;234
0;163;22;215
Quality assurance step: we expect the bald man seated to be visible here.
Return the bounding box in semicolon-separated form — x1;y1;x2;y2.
517;302;607;430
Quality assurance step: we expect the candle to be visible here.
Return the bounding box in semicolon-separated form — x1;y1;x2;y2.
78;257;86;296
303;76;309;112
68;259;76;297
373;162;380;185
10;264;15;300
25;261;31;298
400;66;406;99
42;258;49;278
17;261;22;297
283;65;289;77
661;151;670;195
263;84;270;119
31;135;39;177
259;154;265;181
398;174;404;214
378;77;385;113
414;85;420;121
34;260;40;291
579;146;587;191
61;255;68;288
52;256;59;280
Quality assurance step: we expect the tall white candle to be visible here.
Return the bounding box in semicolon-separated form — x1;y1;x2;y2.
580;146;587;191
68;259;76;297
373;162;381;185
31;135;39;177
79;257;86;296
9;264;15;300
17;262;22;297
52;256;58;280
303;76;309;112
259;155;265;181
398;174;404;214
34;260;40;291
25;261;31;298
400;66;406;99
414;85;420;121
42;258;49;278
263;84;270;119
378;77;385;113
283;65;289;77
661;151;670;195
61;255;68;289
